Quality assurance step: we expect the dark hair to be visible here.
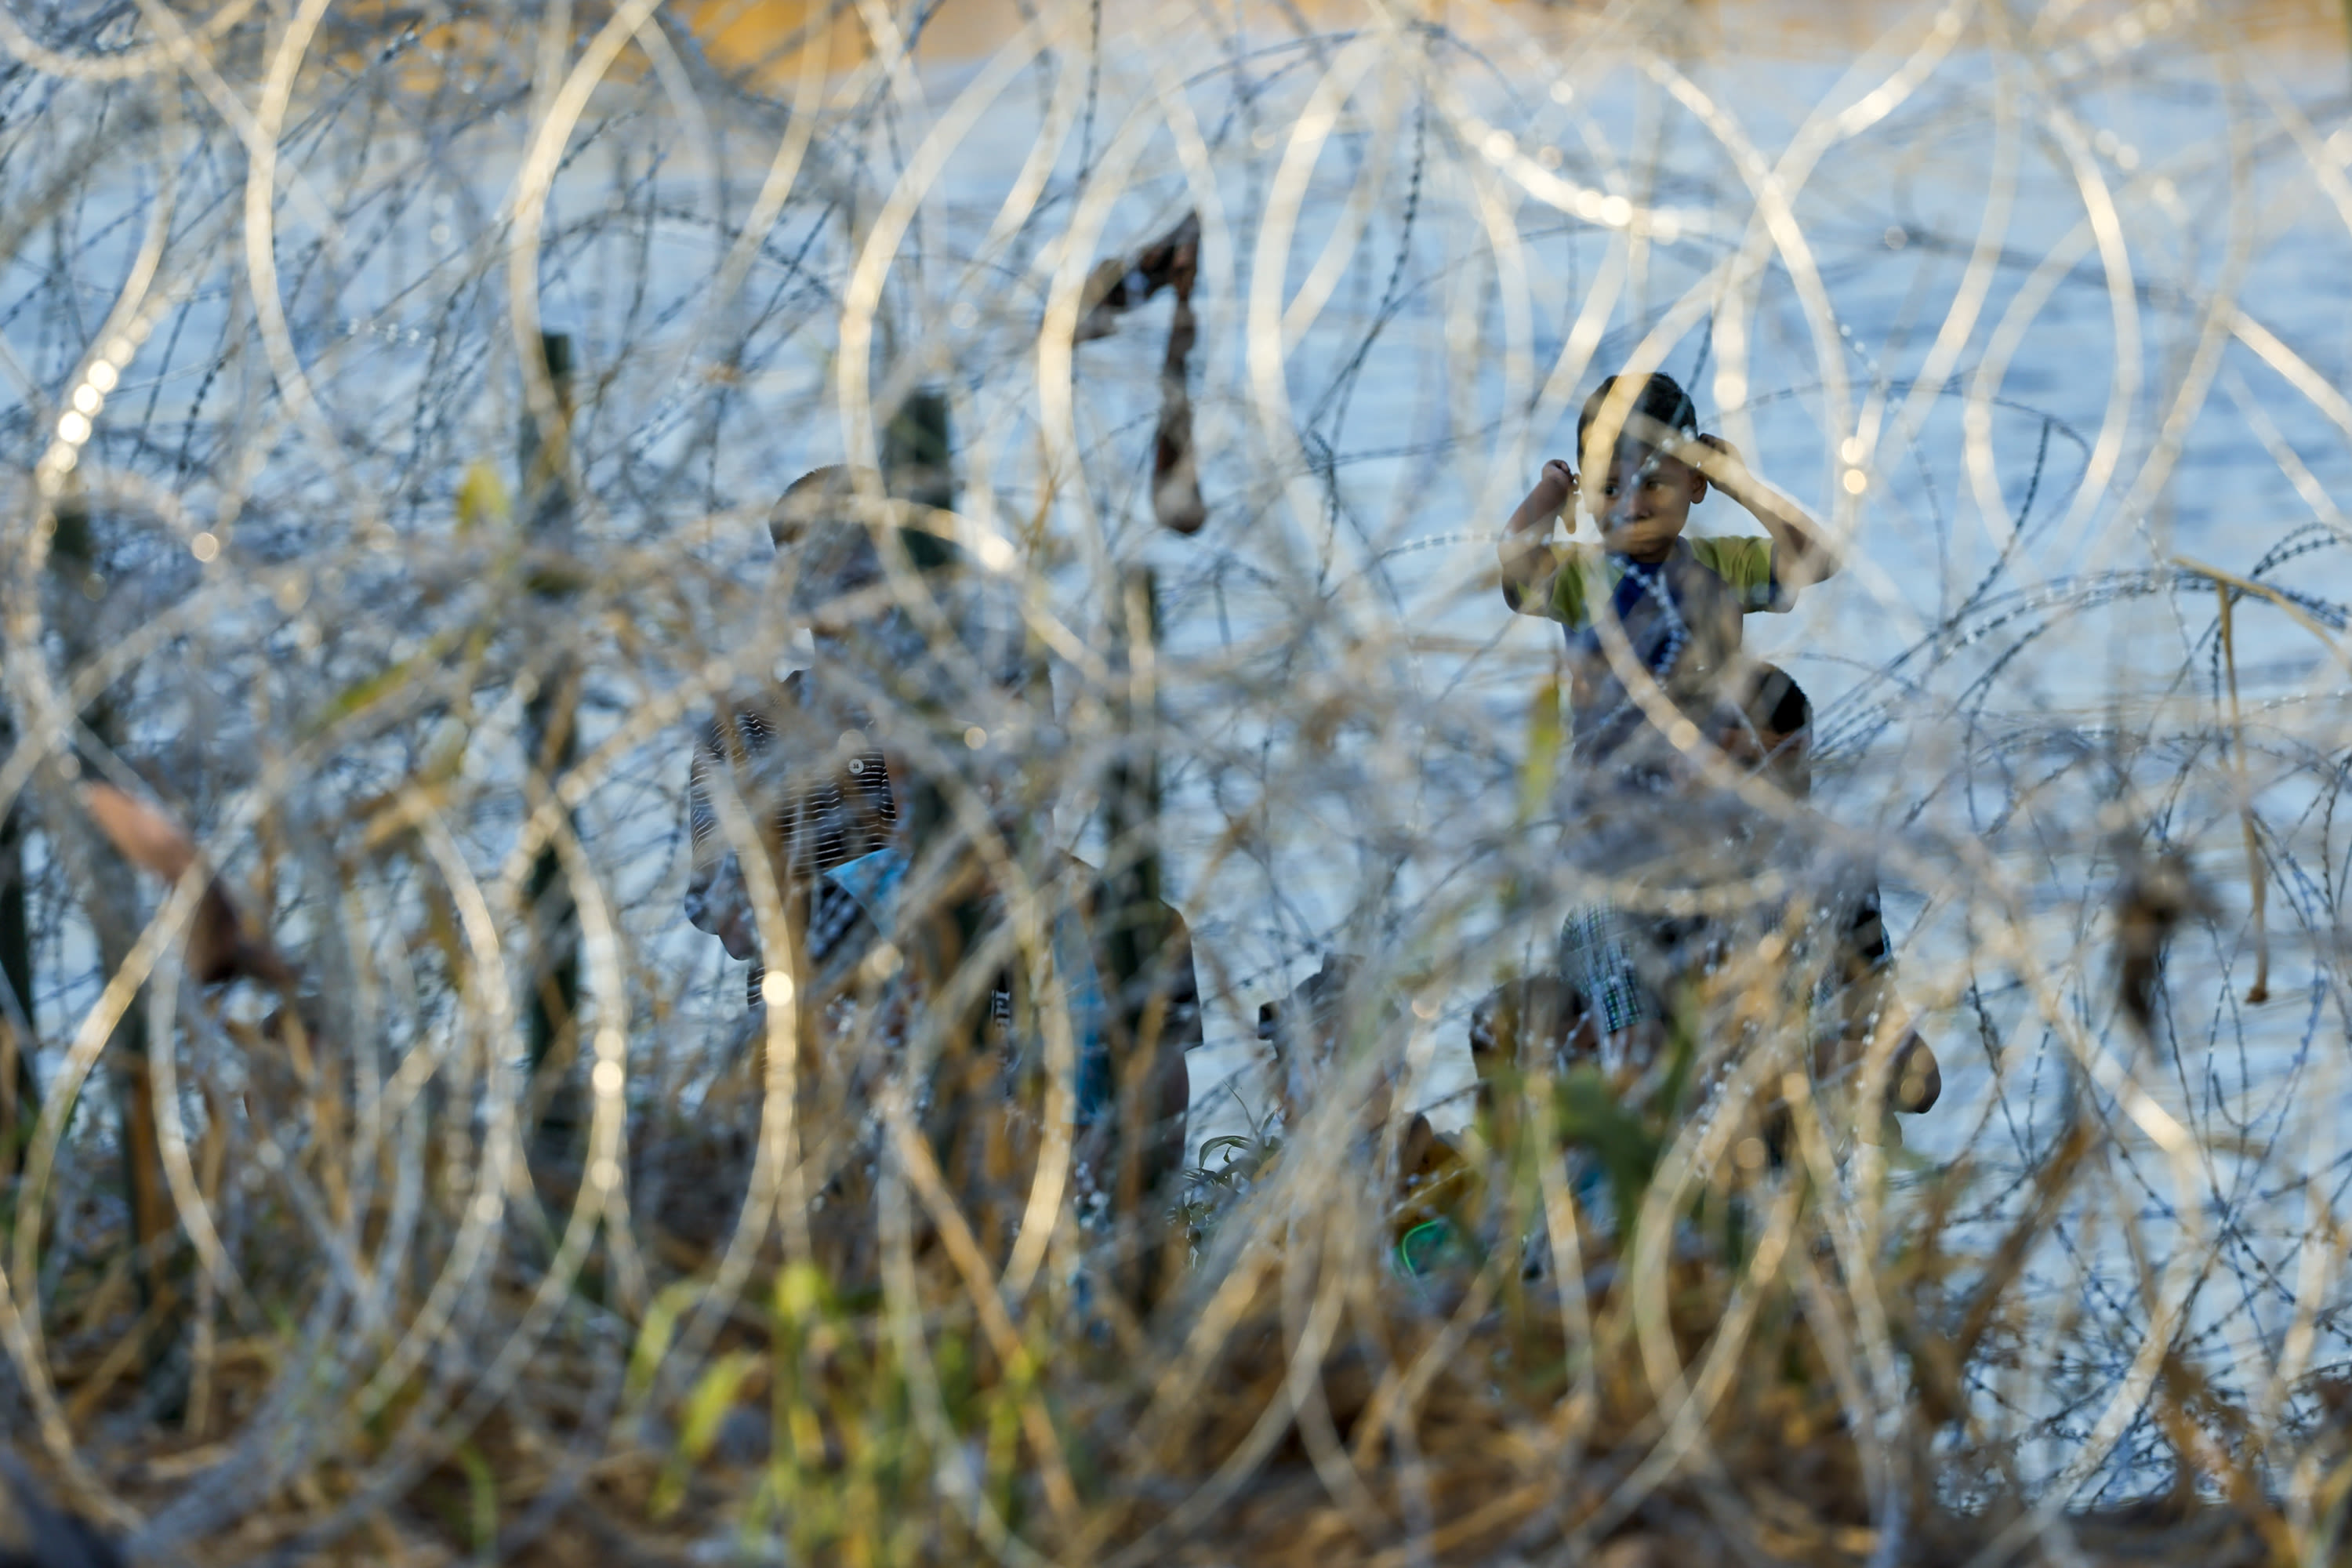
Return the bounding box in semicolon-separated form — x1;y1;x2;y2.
768;464;884;549
769;464;961;572
1748;664;1811;737
1576;372;1699;452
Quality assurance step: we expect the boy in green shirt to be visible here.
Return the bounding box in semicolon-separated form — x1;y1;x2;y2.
1498;372;1837;771
1499;372;1841;1059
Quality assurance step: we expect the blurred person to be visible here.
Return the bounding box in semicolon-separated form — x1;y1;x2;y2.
1472;666;1936;1113
680;466;1196;1286
682;466;910;1007
1733;667;1939;1120
1723;660;1812;795
1498;371;1838;775
1253;954;1483;1275
1495;372;1840;1069
1448;662;1934;1272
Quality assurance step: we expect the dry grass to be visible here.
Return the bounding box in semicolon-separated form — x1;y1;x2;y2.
5;0;2352;1562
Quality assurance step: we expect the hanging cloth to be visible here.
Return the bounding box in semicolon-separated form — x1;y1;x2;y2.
1076;212;1205;535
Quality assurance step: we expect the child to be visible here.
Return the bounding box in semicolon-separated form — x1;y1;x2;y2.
1499;372;1837;773
1501;372;1838;1060
1734;666;1939;1118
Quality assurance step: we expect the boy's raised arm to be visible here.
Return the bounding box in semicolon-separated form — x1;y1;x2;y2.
1689;434;1840;590
1499;459;1576;614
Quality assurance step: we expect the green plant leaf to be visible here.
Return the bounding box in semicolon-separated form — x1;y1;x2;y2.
625;1279;704;1406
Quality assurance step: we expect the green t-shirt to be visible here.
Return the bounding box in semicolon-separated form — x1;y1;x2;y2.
1517;535;1793;757
1541;535;1788;629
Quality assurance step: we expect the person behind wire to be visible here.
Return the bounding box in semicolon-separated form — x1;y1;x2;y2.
1496;372;1840;1066
683;466;911;1008
1498;372;1838;772
682;467;1196;1290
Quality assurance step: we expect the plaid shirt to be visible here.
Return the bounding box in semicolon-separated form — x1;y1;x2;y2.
684;671;898;1006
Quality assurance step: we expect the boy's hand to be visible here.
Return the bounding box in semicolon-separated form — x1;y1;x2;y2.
1686;432;1749;486
1500;459;1575;611
1512;459;1577;530
1679;430;1842;585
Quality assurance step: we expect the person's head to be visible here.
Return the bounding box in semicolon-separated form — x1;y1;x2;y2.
768;465;960;564
768;463;882;554
767;465;1028;711
766;464;969;626
1740;662;1813;796
1577;372;1706;559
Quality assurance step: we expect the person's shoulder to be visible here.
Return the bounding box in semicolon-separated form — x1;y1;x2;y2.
1687;534;1773;575
1687;534;1788;610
